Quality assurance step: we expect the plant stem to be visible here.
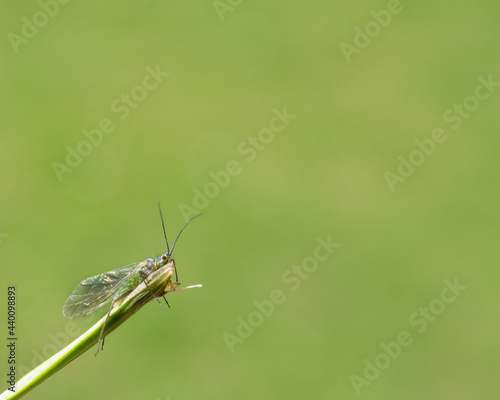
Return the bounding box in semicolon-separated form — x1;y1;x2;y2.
0;261;201;400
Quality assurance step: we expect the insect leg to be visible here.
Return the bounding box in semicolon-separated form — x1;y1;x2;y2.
95;300;116;356
139;270;164;308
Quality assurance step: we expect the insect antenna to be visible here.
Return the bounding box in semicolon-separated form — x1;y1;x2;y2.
158;202;202;283
158;201;170;254
169;213;203;256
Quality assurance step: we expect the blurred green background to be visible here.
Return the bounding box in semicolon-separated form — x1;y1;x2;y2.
1;1;499;399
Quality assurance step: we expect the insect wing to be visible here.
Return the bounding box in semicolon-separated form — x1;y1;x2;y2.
63;263;140;320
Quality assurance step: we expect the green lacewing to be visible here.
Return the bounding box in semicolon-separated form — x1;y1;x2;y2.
63;204;201;355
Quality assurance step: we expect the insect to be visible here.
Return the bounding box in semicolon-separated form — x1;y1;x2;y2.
63;204;201;355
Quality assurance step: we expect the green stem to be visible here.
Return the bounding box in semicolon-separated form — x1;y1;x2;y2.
1;262;201;400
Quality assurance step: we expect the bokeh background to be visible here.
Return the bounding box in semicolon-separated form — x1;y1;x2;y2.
1;1;499;399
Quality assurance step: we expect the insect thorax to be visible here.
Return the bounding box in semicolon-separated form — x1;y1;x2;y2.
140;254;172;276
